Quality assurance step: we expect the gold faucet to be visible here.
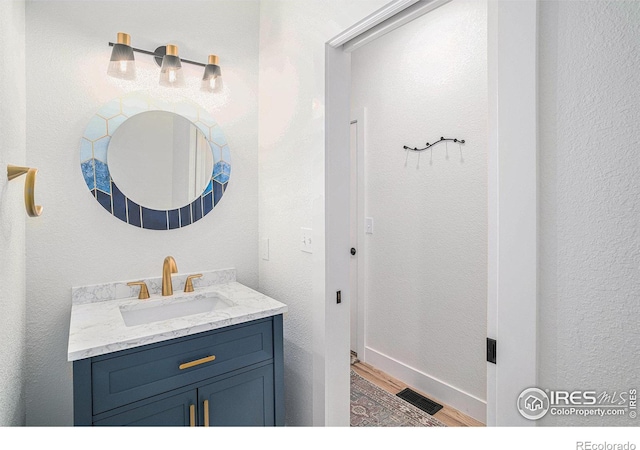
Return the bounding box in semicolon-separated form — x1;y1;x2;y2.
162;256;178;296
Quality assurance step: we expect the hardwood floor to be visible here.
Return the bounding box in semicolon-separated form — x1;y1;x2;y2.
351;357;484;427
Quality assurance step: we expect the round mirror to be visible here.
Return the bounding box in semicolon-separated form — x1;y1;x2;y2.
108;111;214;211
80;92;231;230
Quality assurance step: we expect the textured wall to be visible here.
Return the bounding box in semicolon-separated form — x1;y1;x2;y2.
25;0;259;425
0;0;27;427
538;0;640;426
258;0;388;426
351;0;487;405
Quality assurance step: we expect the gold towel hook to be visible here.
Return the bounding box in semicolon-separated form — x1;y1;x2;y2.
7;164;43;217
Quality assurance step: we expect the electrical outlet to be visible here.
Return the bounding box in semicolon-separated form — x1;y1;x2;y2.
261;238;269;261
300;227;313;253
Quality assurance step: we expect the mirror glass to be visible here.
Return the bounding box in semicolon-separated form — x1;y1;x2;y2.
108;111;213;211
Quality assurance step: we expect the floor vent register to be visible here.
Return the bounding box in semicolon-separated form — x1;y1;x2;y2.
396;388;444;416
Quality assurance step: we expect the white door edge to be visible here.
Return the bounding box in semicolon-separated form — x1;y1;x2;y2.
350;108;367;362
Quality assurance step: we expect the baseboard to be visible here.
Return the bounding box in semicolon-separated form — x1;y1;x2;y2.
364;346;487;424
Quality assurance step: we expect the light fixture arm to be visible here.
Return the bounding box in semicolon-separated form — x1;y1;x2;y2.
108;42;207;68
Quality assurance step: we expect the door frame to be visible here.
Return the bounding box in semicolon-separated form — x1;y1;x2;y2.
320;0;538;426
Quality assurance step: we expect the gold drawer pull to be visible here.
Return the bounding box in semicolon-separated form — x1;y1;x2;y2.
179;355;216;370
189;404;195;427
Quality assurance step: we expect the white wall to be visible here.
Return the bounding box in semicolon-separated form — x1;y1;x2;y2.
538;0;640;426
350;0;487;419
25;0;260;425
19;0;638;429
0;0;27;427
258;0;388;426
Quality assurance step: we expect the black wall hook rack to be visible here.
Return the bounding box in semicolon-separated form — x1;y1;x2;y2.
403;137;466;152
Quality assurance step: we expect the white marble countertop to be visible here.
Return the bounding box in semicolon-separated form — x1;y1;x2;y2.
67;269;287;361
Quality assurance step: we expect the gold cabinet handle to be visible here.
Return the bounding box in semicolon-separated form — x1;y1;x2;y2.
179;355;216;370
204;400;209;427
189;404;195;427
184;274;203;293
127;281;150;299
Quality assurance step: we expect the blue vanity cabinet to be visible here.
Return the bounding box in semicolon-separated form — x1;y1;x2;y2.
199;364;275;426
73;315;284;426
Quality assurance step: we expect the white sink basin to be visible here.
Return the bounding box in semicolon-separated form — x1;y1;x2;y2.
120;292;235;327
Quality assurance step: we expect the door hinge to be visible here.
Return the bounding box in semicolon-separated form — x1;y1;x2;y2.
487;338;496;364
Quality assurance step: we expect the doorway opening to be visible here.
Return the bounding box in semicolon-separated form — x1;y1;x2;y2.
321;0;538;427
347;0;487;425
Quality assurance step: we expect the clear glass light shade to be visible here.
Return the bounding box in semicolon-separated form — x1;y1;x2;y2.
159;54;185;87
107;44;136;80
201;64;223;93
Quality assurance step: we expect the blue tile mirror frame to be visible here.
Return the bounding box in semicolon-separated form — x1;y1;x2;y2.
80;91;231;230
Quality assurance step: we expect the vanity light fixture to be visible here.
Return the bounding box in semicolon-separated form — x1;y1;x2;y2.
201;55;223;93
107;32;136;80
107;33;222;92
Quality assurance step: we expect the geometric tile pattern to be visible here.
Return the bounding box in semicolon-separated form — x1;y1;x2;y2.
80;91;230;230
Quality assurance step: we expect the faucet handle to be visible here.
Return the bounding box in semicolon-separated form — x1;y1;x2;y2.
184;274;203;293
127;281;150;300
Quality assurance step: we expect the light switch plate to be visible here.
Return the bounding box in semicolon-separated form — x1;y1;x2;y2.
365;217;374;234
261;238;269;260
300;228;313;253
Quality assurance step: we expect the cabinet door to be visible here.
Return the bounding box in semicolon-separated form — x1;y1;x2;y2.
199;364;274;426
94;390;198;426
